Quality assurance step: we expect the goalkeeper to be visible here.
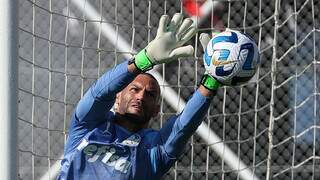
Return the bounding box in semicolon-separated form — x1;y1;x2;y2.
58;13;220;180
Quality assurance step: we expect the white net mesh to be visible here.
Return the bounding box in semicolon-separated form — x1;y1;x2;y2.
18;0;319;179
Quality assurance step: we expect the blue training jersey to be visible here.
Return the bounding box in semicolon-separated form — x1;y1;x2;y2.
57;61;212;180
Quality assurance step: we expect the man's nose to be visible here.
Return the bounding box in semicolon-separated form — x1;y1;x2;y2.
136;90;146;100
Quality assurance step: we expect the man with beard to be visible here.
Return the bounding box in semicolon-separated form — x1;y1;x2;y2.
58;13;221;180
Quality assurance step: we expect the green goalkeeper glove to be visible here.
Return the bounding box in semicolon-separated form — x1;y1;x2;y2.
200;73;222;91
132;13;196;72
199;33;222;91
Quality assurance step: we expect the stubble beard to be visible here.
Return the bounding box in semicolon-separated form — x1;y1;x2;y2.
123;112;149;125
116;99;150;126
119;104;149;125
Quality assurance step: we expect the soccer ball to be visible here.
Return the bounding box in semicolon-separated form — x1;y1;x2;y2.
203;30;260;86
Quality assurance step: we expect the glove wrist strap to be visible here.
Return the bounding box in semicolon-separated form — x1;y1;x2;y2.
134;49;153;72
200;74;222;91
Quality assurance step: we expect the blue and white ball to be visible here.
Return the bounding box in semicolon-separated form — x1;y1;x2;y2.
203;30;260;86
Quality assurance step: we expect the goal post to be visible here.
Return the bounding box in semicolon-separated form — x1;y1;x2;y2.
0;0;19;179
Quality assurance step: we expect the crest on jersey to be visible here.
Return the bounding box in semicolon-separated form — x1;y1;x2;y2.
120;134;141;147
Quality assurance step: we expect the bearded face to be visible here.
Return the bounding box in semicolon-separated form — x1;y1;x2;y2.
115;74;160;125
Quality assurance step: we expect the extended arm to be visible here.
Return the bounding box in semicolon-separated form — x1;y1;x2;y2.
74;61;139;125
150;34;223;176
156;33;222;159
74;61;138;126
64;62;140;154
148;86;218;176
163;86;216;157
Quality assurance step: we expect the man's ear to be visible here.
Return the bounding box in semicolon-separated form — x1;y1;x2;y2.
152;104;160;118
114;92;121;112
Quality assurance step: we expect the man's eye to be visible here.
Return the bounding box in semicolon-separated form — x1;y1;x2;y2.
130;87;138;92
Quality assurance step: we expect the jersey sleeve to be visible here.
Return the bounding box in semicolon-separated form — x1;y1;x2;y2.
64;60;137;154
149;89;212;176
163;89;212;157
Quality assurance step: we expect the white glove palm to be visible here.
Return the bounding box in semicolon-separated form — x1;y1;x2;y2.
146;13;196;64
134;13;196;71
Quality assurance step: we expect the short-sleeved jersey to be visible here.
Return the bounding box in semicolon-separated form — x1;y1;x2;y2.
57;61;212;180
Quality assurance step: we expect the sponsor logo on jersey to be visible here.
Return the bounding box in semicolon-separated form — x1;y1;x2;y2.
79;141;131;173
76;133;142;174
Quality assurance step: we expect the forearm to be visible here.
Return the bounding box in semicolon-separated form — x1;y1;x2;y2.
91;61;138;99
175;88;213;132
76;60;138;121
164;89;213;157
128;61;141;74
198;84;216;98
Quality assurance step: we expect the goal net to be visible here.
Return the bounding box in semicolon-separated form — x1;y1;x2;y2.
18;0;319;179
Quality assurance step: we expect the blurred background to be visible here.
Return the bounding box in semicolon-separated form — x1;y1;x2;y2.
18;0;319;179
